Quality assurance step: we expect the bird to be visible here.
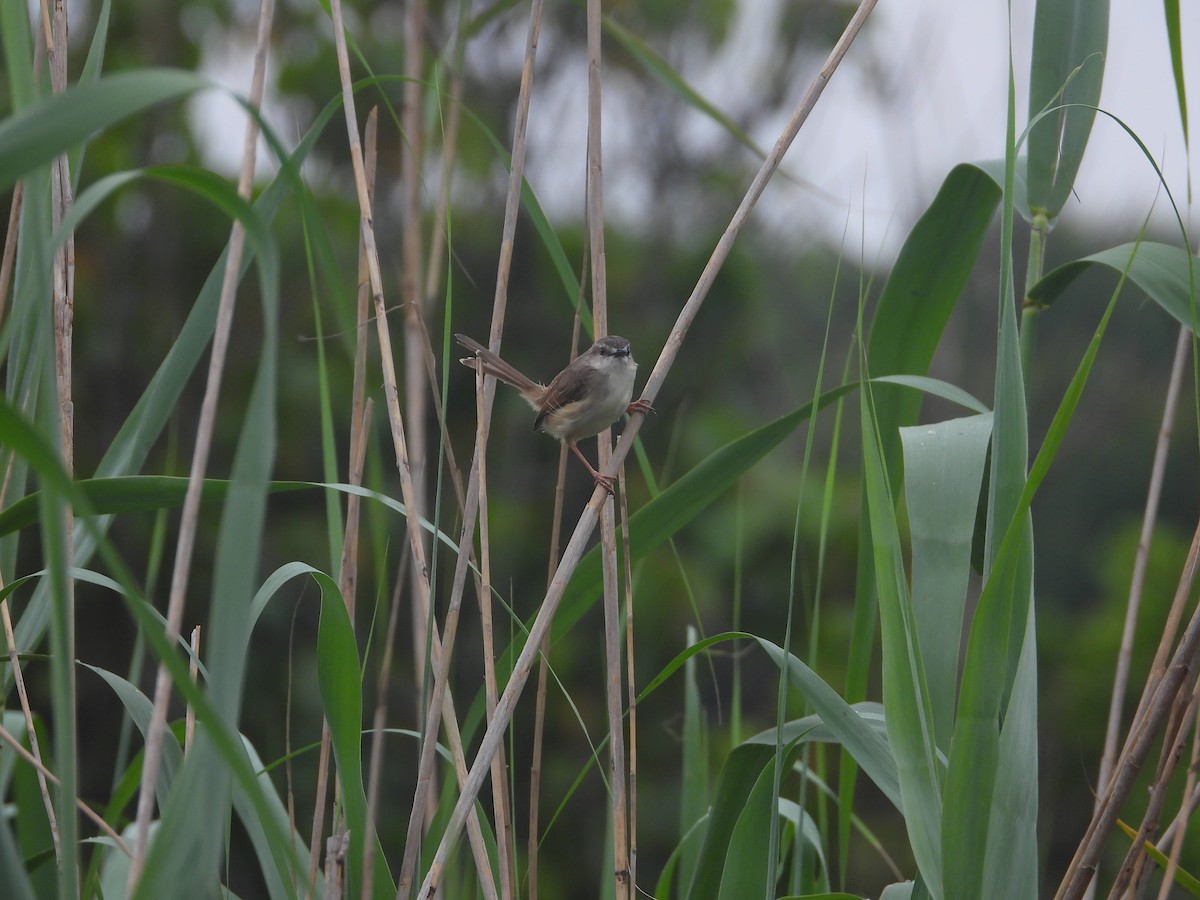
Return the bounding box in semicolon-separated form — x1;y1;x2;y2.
455;333;652;494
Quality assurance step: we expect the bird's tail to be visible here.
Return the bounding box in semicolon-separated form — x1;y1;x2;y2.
455;334;542;395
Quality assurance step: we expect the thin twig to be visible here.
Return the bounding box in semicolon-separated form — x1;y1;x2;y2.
0;581;60;859
417;3;879;891
1095;325;1190;808
1056;545;1200;899
473;359;517;899
528;305;584;900
185;627;200;753
620;474;639;891
583;0;630;891
128;0;276;887
1109;673;1198;897
1156;704;1200;899
0;722;131;857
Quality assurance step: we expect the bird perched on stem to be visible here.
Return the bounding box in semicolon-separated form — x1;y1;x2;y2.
455;333;652;494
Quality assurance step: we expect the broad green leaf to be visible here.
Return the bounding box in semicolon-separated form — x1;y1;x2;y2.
846;160;1001;880
0;69;208;192
745;702;888;749
684;741;777;900
1026;0;1109;217
981;607;1039;899
943;51;1030;900
0;0;35;113
754;638;900;810
874;376;989;415
84;664;182;811
861;394;942;896
1027;242;1199;329
901;413;993;748
716;755;786;900
867;162;1003;446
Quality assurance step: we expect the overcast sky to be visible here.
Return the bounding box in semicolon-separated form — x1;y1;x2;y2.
516;0;1200;261
759;0;1199;258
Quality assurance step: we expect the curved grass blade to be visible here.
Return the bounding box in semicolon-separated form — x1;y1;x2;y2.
901;413;993;748
1026;0;1109;218
1027;242;1199;328
0;69;209;192
1162;0;1188;150
861;391;943;896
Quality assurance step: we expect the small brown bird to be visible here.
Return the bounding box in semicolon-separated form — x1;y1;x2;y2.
456;333;652;493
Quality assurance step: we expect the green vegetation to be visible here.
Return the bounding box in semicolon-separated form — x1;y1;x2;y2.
1;0;1198;898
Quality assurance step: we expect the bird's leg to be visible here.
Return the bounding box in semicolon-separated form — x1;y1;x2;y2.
626;398;654;416
568;440;615;495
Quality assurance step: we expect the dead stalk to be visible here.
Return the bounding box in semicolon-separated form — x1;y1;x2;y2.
582;0;631;891
620;475;639;890
474;357;517;898
47;0;72;871
1056;568;1200;900
529;311;584;899
1156;703;1200;899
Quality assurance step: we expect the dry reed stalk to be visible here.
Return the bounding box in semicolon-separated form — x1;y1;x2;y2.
1155;701;1200;899
1094;326;1190;822
582;0;631;890
1110;672;1199;896
417;3;879;891
620;475;639;889
185;626;200;753
306;105;379;895
401;0;431;711
528;310;584;900
1056;545;1200;899
472;360;517;899
128;0;276;885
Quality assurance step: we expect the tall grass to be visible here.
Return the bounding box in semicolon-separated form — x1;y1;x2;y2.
1;0;1199;898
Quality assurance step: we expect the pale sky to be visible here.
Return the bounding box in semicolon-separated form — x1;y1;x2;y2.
191;1;1200;264
521;0;1200;261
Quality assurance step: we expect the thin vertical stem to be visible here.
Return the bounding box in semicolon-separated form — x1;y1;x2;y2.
47;0;73;878
1095;325;1189;832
